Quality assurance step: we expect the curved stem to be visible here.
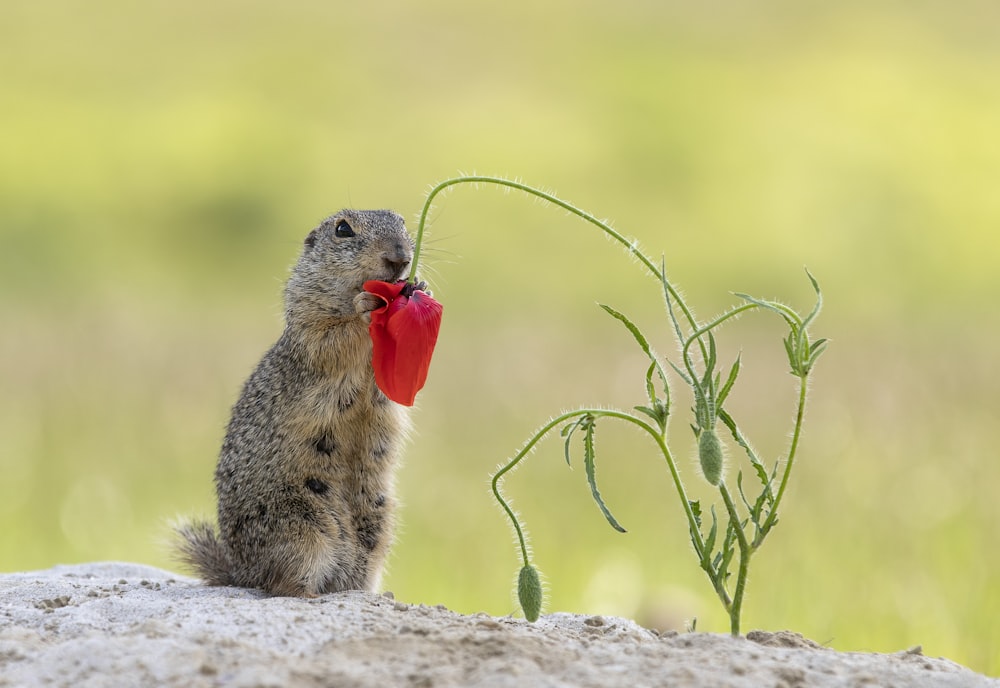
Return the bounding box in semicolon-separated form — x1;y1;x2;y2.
411;175;730;403
681;302;760;406
409;176;707;347
491;408;706;562
491;411;583;565
411;176;662;282
758;374;810;538
682;303;758;375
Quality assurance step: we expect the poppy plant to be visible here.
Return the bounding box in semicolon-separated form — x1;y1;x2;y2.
405;175;827;635
363;280;443;406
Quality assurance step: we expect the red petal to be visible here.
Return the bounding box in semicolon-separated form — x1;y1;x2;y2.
368;313;398;402
383;291;443;404
363;279;406;307
363;281;443;406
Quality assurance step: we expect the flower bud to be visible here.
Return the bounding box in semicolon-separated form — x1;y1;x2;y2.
698;428;724;486
517;564;543;622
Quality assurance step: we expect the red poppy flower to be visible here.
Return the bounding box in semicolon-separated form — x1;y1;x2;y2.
363;280;443;406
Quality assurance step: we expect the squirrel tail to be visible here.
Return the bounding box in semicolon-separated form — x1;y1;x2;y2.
172;519;234;587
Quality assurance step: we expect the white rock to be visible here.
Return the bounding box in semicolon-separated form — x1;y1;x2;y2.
1;563;997;688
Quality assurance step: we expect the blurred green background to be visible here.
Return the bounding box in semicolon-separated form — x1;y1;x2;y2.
2;0;998;676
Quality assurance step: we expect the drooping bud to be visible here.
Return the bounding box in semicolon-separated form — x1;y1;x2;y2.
517;564;543;622
698;427;724;486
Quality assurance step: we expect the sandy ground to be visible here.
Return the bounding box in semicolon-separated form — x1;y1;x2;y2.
0;563;996;688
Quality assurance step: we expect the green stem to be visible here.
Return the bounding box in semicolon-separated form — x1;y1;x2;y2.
719;484;752;636
758;374;810;540
681;302;759;408
410;176;663;283
681;303;757;374
409;175;724;409
491;408;706;563
718;408;775;509
410;174;724;400
409;176;708;344
491;412;578;566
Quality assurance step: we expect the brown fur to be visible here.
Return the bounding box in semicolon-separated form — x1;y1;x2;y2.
174;209;415;596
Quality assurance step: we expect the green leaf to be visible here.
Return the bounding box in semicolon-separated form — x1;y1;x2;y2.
720;522;737;579
599;303;652;353
660;255;688;345
759;514;780;538
783;334;797;368
751;457;769;491
654;399;669;430
736;470;753;513
737;470;771;530
807;339;829;371
718;410;756;466
801;268;824;329
689;500;703;529
708;330;718;372
704;506;719;557
634;405;663;431
582;417;627;533
560;415;588;467
752;488;771;527
634;405;657;420
716;354;742;408
599;303;670;393
635;392;668;433
668;359;692;386
644;362;657;405
719;410;773;513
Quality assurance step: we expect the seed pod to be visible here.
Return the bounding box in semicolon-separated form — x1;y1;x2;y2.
698;428;724;486
517;564;543;622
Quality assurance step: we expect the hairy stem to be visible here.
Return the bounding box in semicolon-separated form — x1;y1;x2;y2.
409;176;708;343
412;176;661;282
491;412;581;566
758;374;810;540
719;484;752;636
491;408;706;563
681;303;757;381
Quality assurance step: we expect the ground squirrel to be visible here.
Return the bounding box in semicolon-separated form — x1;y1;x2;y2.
174;209;416;596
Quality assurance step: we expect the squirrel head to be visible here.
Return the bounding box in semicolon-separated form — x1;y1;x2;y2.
285;209;414;326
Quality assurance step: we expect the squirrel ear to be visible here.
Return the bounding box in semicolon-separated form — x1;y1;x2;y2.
304;228;319;249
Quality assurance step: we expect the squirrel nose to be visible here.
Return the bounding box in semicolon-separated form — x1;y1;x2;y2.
382;243;412;276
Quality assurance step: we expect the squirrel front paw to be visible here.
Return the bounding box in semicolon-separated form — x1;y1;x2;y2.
354;282;432;323
354;292;383;320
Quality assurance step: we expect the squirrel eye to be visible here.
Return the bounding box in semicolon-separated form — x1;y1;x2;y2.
334;220;355;238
